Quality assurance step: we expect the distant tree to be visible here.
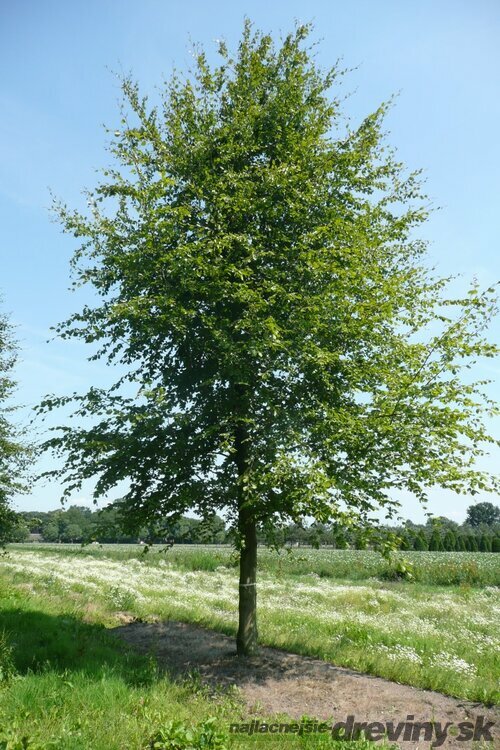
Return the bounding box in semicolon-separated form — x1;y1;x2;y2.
443;529;457;551
7;516;30;542
467;534;479;552
426;516;459;531
321;523;337;546
41;521;60;542
492;537;500;553
284;523;308;546
169;516;201;543
196;514;227;543
26;515;44;533
428;529;443;551
307;521;328;547
60;523;83;543
457;534;468;551
59;505;93;539
413;532;428;551
479;534;492;552
333;527;349;549
40;23;500;655
396;530;411;550
353;528;369;549
466;502;500;527
93;505;137;542
403;519;417;529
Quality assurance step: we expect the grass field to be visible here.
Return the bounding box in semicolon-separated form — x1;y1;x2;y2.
1;545;499;748
12;543;500;586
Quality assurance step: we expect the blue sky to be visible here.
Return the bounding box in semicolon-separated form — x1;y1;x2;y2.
1;0;499;521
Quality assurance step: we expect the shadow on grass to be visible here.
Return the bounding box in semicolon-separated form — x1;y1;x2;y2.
0;608;157;686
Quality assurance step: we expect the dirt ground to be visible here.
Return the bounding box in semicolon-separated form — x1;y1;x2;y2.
113;619;498;748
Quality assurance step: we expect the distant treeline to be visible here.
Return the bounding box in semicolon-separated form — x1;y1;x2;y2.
12;506;227;545
8;501;500;551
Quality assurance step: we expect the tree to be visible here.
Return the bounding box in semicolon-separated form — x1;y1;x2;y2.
41;521;60;542
196;514;227;544
457;534;467;551
465;501;500;527
284;523;308;546
63;505;94;538
426;515;459;531
353;528;370;549
7;516;30;542
307;521;328;547
413;532;428;551
332;525;349;549
40;22;499;655
467;534;479;552
479;534;492;552
61;522;83;543
428;529;443;551
92;505;137;543
443;529;457;551
25;515;44;533
0;300;30;545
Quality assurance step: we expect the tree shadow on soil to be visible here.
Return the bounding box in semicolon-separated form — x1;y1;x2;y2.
111;618;500;749
113;618;382;688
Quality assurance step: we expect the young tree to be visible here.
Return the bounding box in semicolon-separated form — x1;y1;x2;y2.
40;23;499;654
0;301;30;545
428;529;443;552
479;534;492;552
469;535;480;552
413;532;428;551
443;529;457;551
457;534;468;552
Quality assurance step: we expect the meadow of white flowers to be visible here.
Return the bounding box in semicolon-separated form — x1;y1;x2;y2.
2;549;498;701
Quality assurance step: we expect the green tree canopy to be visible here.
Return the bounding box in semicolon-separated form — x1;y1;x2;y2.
40;22;499;654
0;300;30;545
465;501;500;527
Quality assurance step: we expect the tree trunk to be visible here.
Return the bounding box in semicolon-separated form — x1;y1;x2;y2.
236;509;258;656
233;386;258;656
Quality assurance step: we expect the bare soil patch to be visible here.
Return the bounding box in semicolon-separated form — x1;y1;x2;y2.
113;619;498;748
